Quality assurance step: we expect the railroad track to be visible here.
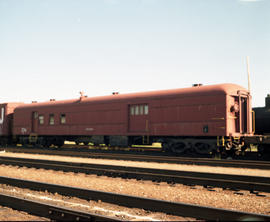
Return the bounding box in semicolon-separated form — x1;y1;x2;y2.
0;193;119;221
2;146;270;169
0;156;270;193
0;176;269;221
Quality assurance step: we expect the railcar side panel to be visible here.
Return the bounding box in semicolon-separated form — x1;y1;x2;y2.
13;102;127;136
149;94;227;136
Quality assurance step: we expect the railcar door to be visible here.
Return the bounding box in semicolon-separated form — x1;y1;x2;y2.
240;97;248;133
31;111;38;133
236;92;251;134
230;93;251;134
128;104;149;133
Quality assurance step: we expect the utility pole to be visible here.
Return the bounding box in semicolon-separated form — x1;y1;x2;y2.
246;56;251;93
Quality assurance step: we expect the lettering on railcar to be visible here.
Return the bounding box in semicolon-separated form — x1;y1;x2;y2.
21;128;27;134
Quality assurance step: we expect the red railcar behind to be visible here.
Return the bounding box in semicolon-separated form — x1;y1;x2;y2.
12;83;253;154
0;103;24;145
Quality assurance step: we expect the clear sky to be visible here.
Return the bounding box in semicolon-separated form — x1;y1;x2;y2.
0;0;269;107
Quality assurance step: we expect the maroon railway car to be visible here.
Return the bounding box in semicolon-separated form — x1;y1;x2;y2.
0;103;24;145
12;83;253;154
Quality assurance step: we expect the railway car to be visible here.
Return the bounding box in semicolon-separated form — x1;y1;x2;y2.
253;94;270;135
0;103;24;145
12;83;253;155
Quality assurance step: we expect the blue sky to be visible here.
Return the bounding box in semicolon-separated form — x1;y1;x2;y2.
0;0;269;106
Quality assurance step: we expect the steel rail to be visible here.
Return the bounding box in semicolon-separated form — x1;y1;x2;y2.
0;193;121;221
0;176;269;221
2;146;270;169
77;152;270;169
0;156;270;193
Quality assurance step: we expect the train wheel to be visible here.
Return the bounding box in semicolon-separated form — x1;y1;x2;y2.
0;138;8;147
170;142;187;154
194;142;213;155
161;142;170;152
42;138;52;148
53;138;64;148
212;150;221;159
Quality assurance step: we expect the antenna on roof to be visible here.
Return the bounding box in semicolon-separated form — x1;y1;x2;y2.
79;91;84;97
79;91;87;101
246;56;251;93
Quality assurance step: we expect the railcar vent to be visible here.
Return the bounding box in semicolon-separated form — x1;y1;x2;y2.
112;92;119;95
31;101;37;103
192;83;203;87
50;99;56;101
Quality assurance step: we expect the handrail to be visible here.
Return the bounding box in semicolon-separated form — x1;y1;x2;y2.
252;110;255;134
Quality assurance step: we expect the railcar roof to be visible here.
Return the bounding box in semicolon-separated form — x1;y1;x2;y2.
15;83;248;110
0;102;24;107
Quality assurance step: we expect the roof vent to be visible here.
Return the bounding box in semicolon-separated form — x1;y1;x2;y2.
112;92;119;95
192;83;203;87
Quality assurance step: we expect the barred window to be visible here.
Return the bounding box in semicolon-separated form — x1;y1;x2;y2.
130;104;149;116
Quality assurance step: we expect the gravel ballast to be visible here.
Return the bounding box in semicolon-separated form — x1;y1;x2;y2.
0;205;48;221
0;184;190;221
1;151;270;177
0;151;269;217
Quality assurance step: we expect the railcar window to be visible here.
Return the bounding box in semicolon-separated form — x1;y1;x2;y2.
144;105;148;115
60;114;66;124
130;106;134;115
135;105;139;115
33;112;38;119
130;104;148;116
49;114;54;125
38;115;44;125
140;105;144;115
